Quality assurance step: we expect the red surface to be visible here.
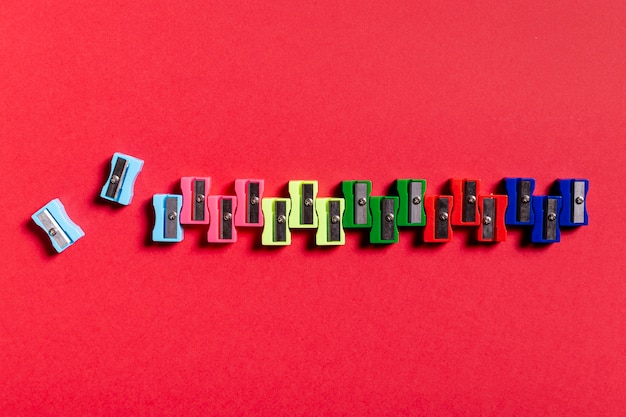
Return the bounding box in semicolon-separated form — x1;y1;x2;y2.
1;1;625;415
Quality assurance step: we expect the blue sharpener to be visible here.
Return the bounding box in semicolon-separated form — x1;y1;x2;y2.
504;177;536;226
32;198;85;253
531;196;562;244
100;152;144;205
152;194;183;243
557;179;589;227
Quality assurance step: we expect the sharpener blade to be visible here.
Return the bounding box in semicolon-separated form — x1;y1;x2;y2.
572;181;585;223
435;198;449;239
354;182;368;225
274;200;286;242
193;180;205;221
381;198;395;240
105;157;129;199
328;200;341;242
482;198;494;240
408;181;423;224
301;183;314;225
220;198;233;240
517;180;531;222
544;198;557;240
164;197;179;239
462;180;477;223
247;182;260;224
37;210;71;249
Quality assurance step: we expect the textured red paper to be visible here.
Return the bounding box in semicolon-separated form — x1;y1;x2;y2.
1;1;625;416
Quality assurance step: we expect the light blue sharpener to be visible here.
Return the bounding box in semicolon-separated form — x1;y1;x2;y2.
100;152;144;205
152;194;183;243
32;198;85;253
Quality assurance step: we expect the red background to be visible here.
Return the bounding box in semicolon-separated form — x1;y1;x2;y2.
1;1;625;415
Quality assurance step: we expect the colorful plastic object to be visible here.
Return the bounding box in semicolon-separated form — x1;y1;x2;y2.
234;179;264;227
152;194;183;243
261;198;292;246
288;180;318;228
369;196;399;244
100;152;144;205
477;195;508;242
504;177;536;226
315;198;345;246
450;178;481;226
424;195;453;243
341;180;372;228
531;196;562;243
180;176;211;225
396;179;426;226
556;179;589;226
32;198;84;253
207;196;238;243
